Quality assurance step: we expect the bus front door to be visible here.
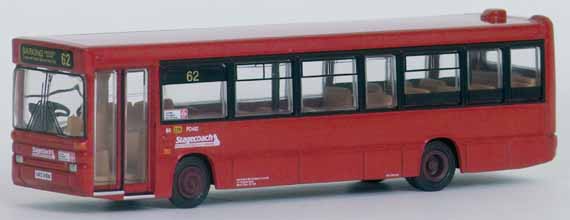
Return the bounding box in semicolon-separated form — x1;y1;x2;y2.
122;69;150;194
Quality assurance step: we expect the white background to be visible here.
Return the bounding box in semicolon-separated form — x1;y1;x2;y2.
0;0;568;219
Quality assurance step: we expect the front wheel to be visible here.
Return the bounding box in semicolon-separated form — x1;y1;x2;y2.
406;141;456;191
169;157;211;208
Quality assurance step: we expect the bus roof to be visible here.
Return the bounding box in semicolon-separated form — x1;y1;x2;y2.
17;10;542;49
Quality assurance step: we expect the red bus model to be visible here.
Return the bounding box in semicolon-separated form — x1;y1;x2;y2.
12;9;556;208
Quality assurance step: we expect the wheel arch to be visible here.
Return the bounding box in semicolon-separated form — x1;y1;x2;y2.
426;137;463;170
176;153;217;186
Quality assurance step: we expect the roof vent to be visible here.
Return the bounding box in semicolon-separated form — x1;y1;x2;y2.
481;9;507;24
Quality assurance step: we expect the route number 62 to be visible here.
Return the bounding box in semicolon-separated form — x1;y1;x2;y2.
186;70;200;82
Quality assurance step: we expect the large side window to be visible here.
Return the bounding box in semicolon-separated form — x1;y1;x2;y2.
510;46;542;102
365;55;397;109
467;48;503;103
235;62;293;116
404;53;461;106
161;63;227;121
301;58;358;112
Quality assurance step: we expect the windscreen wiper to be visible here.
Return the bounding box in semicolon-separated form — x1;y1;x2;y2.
25;84;82;98
26;73;65;135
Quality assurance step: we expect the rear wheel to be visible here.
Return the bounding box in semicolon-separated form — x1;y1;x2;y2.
169;157;211;208
406;141;456;191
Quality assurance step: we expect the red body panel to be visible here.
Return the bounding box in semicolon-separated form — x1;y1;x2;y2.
11;11;556;200
11;131;91;196
156;103;556;192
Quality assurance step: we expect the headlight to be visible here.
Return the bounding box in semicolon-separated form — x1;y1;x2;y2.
58;151;76;163
15;155;24;163
69;164;78;173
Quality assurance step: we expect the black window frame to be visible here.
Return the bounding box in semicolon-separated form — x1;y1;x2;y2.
400;50;463;107
159;61;230;122
12;65;87;138
363;54;398;110
508;43;545;103
234;60;294;118
298;55;360;114
465;46;505;104
158;40;546;125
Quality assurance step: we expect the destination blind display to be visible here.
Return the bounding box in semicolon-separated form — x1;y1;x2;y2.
160;62;227;84
20;44;74;68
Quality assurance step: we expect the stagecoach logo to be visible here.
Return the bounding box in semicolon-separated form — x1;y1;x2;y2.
31;147;56;160
175;134;221;148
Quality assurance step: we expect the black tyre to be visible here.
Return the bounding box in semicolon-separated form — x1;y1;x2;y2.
406;141;456;191
169;157;211;208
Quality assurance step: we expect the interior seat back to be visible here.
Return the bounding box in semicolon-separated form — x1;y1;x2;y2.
367;83;394;108
323;86;354;109
418;78;457;92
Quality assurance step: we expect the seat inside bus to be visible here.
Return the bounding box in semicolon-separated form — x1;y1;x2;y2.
94;102;116;185
469;70;537;89
405;79;458;94
366;83;394;108
302;86;354;111
470;70;499;90
237;100;291;116
65;115;84;136
93;100;147;185
512;72;537;87
125;101;147;184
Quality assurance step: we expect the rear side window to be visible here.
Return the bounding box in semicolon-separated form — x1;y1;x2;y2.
467;48;503;104
511;47;541;88
510;47;542;102
469;49;502;91
161;63;227;121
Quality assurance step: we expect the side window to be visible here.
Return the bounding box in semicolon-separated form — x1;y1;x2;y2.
404;53;461;106
510;47;542;101
235;62;293;116
467;48;503;103
301;58;358;112
365;55;397;109
161;63;227;120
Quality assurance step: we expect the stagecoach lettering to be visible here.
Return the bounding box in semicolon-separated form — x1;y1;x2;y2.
175;133;221;148
31;147;56;160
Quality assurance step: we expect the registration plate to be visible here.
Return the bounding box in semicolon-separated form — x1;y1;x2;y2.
34;170;52;181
